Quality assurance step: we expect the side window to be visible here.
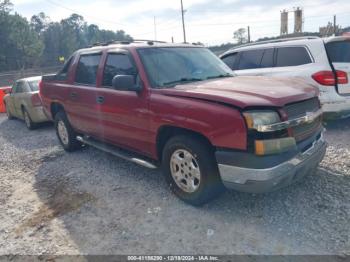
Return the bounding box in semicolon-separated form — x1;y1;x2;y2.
57;56;73;80
75;54;102;86
260;48;274;68
276;47;312;67
102;54;136;87
16;82;24;93
238;49;264;70
222;53;238;70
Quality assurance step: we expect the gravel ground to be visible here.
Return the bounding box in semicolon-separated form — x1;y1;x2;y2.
0;113;349;255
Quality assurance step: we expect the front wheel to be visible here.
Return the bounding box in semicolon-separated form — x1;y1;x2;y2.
54;111;81;152
5;103;13;120
162;135;224;206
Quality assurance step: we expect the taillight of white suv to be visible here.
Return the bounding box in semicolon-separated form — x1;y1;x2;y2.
312;70;349;86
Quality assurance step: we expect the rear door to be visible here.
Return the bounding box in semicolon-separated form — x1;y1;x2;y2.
326;40;350;95
272;46;314;76
68;52;103;136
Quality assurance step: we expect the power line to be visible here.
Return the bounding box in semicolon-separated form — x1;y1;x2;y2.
45;0;128;27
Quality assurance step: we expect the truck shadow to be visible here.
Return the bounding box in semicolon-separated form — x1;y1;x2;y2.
323;116;350;130
26;144;350;254
0;115;55;150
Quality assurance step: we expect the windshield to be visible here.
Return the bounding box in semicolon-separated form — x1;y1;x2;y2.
28;80;40;91
138;47;233;88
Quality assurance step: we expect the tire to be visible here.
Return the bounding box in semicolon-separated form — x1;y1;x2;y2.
162;135;224;206
54;110;81;152
22;108;36;130
5;103;13;120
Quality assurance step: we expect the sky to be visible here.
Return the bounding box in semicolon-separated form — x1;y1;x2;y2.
10;0;350;45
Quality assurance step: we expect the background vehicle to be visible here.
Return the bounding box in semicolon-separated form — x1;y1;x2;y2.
0;86;11;113
4;76;48;129
40;40;326;205
220;36;350;118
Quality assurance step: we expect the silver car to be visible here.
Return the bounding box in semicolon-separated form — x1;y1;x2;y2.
4;76;49;129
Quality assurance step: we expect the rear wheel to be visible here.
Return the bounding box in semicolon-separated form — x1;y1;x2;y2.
162;135;224;206
54;111;81;152
22;108;35;130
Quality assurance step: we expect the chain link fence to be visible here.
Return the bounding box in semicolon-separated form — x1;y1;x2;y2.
0;66;62;87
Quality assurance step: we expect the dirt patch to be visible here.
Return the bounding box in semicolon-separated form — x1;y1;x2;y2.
15;184;96;236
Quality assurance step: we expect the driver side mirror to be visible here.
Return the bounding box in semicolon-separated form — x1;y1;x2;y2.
112;75;142;92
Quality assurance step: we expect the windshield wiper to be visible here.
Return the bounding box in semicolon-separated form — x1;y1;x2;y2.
162;77;203;87
206;74;233;80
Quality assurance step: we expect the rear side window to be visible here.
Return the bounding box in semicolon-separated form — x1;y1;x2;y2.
57;56;73;80
222;53;238;70
326;41;350;63
260;48;274;68
276;47;312;67
238;49;264;70
102;54;136;87
28;80;39;91
75;54;101;85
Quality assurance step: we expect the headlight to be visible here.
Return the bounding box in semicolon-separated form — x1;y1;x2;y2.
243;111;280;131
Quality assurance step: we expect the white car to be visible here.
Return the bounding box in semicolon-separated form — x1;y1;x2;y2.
220;36;350;118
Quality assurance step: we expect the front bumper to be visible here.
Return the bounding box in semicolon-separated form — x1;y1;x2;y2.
216;132;327;193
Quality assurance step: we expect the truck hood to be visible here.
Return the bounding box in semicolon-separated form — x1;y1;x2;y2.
158;76;318;108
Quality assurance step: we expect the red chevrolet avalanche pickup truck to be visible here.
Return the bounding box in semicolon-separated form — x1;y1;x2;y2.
40;41;327;205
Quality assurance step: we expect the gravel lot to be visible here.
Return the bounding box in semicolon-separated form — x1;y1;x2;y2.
0;113;349;255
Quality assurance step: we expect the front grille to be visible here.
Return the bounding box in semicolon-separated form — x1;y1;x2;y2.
284;98;322;142
284;97;320;119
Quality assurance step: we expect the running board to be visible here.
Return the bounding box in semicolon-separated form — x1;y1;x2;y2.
76;136;158;169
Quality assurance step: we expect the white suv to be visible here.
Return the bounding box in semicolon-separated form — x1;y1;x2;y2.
220;36;350;118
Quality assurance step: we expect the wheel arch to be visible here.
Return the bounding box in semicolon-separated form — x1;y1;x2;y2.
50;102;65;119
156;125;214;161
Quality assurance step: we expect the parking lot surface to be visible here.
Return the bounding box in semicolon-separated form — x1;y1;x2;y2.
0;114;349;255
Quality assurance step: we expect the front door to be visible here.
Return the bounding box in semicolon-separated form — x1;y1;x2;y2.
94;52;153;156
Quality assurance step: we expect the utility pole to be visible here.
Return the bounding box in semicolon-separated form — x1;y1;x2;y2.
333;15;337;36
171;36;174;43
247;26;251;43
154;16;157;40
180;0;187;43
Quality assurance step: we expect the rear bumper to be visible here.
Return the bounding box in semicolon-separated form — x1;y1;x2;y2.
216;131;327;193
28;106;49;123
320;91;350;118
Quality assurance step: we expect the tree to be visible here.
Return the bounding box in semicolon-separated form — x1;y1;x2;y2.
115;30;133;41
8;13;43;69
233;28;247;45
0;4;134;71
30;12;49;34
0;0;12;13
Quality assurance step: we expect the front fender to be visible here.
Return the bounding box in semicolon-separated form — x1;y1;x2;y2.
150;93;247;151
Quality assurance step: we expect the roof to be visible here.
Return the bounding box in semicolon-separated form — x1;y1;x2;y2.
221;36;323;55
17;76;42;82
77;40;203;55
323;35;350;43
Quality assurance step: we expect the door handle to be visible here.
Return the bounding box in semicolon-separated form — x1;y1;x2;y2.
96;96;105;104
70;92;78;99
